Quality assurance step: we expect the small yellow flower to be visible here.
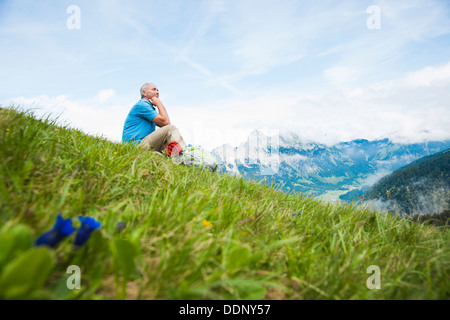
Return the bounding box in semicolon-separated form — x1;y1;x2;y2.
6;128;10;131
114;152;117;155
202;219;212;228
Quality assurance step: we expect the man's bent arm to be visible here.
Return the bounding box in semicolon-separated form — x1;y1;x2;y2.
150;97;171;127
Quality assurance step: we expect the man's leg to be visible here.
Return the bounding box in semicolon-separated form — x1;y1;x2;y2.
138;125;186;152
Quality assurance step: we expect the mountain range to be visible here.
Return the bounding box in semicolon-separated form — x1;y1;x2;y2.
211;130;450;202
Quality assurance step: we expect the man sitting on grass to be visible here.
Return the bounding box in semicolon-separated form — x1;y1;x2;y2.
122;83;186;155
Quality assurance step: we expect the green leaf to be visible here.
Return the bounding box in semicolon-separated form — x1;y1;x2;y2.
110;239;137;278
238;282;267;300
0;224;33;270
222;278;267;300
226;246;250;272
0;247;55;299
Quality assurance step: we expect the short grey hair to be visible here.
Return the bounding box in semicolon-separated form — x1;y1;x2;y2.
140;83;150;98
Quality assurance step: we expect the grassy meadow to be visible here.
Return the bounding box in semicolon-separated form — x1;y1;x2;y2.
0;106;448;300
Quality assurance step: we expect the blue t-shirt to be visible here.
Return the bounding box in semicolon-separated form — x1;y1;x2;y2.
122;99;159;144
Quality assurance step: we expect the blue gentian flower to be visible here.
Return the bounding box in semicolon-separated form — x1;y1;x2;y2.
292;212;302;216
74;216;101;247
35;214;76;248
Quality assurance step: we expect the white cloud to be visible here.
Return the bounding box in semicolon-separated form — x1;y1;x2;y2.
172;60;450;148
287;62;450;145
324;67;360;85
403;62;450;87
96;89;116;103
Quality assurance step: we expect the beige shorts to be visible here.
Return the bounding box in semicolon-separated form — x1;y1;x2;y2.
138;124;186;152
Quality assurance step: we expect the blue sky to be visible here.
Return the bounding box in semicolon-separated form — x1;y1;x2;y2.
1;0;450;150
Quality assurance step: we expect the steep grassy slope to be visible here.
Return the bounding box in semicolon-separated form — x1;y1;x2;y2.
364;149;450;216
0;107;449;300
